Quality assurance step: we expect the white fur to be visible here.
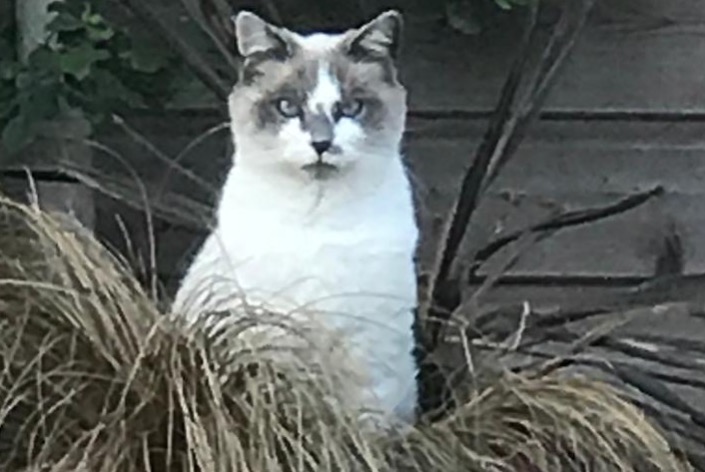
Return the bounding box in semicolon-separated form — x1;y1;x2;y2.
298;32;340;52
172;31;418;428
308;65;341;115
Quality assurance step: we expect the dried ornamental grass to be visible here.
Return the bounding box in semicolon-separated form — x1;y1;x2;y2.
0;195;689;471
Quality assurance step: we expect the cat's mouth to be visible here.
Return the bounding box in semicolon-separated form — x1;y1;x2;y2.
301;161;339;180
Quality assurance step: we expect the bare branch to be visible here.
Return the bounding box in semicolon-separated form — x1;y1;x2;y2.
180;0;240;74
424;0;597;352
470;186;664;276
483;0;597;188
426;1;540;300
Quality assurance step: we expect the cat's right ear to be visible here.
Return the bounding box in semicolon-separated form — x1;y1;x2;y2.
232;11;293;58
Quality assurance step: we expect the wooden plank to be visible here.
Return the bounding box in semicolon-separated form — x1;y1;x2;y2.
464;279;705;315
440;281;705;426
397;0;705;113
0;174;95;229
94;195;206;285
86;112;227;284
1;115;95;229
139;0;705;113
83;112;705;281
89;111;229;207
406;117;705;277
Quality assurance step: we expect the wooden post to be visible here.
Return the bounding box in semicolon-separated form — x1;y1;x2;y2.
12;0;95;229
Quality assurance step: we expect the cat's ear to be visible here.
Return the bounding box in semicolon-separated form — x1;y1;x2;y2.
344;10;403;61
233;11;294;58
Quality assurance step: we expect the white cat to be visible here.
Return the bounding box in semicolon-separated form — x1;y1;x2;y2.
172;10;419;427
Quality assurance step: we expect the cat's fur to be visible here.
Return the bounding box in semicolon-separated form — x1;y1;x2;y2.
172;10;419;427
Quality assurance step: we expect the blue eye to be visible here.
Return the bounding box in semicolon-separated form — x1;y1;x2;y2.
275;98;301;118
336;99;364;118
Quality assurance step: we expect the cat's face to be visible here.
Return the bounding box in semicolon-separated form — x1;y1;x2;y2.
228;11;406;180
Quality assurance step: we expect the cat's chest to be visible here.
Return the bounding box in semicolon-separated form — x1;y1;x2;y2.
206;220;417;311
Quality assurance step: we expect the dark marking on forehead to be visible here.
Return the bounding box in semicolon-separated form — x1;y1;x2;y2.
239;41;299;85
329;46;398;89
328;52;402;130
247;57;318;130
239;50;319;92
344;52;397;85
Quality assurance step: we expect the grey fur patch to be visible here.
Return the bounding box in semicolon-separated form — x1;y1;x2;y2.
246;59;318;130
302;110;334;144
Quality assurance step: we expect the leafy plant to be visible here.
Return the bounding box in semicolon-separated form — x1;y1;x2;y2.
0;0;196;158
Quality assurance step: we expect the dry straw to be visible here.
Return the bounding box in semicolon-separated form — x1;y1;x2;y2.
0;195;688;471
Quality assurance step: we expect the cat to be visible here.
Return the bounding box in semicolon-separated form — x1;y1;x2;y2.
171;9;419;428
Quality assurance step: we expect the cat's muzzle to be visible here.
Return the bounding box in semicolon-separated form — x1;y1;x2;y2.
301;160;339;180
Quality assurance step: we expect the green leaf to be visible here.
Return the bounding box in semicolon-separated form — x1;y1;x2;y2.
166;72;218;108
0;95;17;121
47;1;82;16
494;0;513;9
0;60;19;81
26;47;60;75
47;11;84;33
1;114;35;154
81;4;106;27
91;69;146;108
0;36;15;61
86;24;115;42
59;43;110;80
125;43;170;73
19;83;62;122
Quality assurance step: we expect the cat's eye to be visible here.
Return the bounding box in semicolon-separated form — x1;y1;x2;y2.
336;99;364;118
275;98;301;118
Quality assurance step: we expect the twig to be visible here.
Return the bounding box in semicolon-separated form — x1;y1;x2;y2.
61;140;159;300
426;1;540;305
425;0;596;351
507;301;530;351
610;364;705;429
111;115;216;196
473;274;705;342
638;369;705;391
483;0;597;188
626;399;705;468
461;231;548;312
599;337;705;373
61;165;211;231
470;186;664;275
182;0;240;74
495;341;705;427
653;223;685;277
627;334;705;356
476;303;607;337
153;121;229;204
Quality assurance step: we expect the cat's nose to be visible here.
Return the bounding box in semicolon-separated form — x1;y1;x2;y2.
311;140;332;156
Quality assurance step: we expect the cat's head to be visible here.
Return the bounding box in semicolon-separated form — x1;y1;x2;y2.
228;10;406;181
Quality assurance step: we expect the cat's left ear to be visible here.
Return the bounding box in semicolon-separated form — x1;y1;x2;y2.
232;11;295;58
344;10;403;60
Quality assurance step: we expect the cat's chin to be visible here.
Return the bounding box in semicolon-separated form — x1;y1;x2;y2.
300;161;340;181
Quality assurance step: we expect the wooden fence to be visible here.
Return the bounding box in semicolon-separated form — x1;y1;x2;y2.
2;0;705;311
